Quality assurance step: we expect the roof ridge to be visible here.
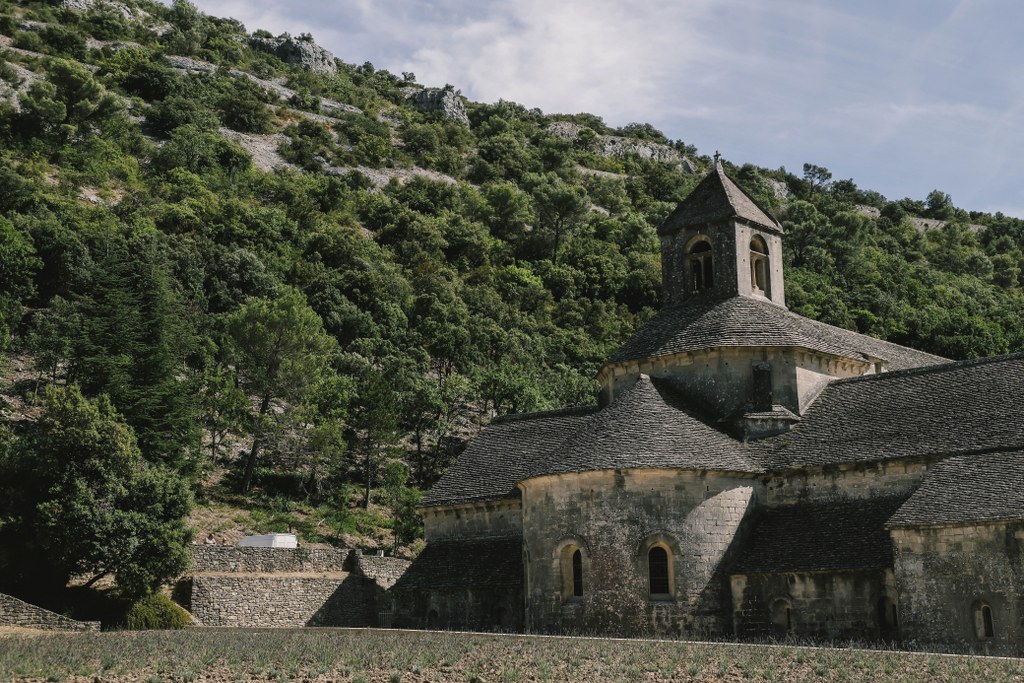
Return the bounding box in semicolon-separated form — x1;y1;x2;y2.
832;350;1024;386
716;165;781;231
787;309;946;360
490;405;599;425
611;295;943;369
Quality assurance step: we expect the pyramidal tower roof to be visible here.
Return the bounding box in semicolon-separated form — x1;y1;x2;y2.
659;157;782;235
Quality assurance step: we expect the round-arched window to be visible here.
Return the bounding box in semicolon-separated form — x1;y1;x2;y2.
770;598;792;635
975;602;995;639
749;236;770;295
558;542;586;600
572;549;583;597
688;240;714;292
648;546;670;596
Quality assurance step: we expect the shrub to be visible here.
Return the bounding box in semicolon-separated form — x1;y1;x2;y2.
124;593;192;630
39;25;88;60
147;96;219;136
12;30;43;53
219;86;275;134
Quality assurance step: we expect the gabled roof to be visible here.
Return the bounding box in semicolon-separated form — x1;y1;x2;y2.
521;375;760;478
887;450;1024;528
756;352;1024;470
731;496;906;574
607;296;946;370
422;375;757;508
421;406;596;507
659;164;781;235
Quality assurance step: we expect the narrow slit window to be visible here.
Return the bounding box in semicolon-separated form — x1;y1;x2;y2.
648;546;670;596
572;549;583;597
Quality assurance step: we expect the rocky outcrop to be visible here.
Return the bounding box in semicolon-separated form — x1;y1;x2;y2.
164;55;361;116
546;122;695;170
60;0;142;21
250;35;336;75
16;20;45;32
547;121;585;140
0;60;42;111
323;163;458;189
765;178;791;203
218;128;290;172
599;135;683;164
403;86;470;126
165;54;218;75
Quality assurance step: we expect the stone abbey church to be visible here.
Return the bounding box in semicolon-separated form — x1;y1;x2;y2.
391;162;1024;651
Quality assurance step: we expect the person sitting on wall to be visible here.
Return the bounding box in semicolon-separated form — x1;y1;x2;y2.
204;533;216;545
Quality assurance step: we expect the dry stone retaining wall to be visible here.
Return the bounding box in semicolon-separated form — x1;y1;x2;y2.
183;546;410;628
188;575;371;627
190;545;348;574
352;555;410;589
0;593;99;631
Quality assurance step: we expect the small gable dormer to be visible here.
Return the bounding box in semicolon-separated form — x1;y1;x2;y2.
659;157;785;308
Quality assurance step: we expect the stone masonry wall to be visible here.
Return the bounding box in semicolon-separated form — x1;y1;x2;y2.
730;570;895;641
767;459;929;506
520;468;758;637
353;555;410;589
184;546;409;628
190;545;348;574
599;346;869;418
0;592;100;631
892;521;1024;653
188;575;372;627
423;499;522;542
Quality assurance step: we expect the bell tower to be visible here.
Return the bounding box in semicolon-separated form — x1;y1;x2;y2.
659;155;785;308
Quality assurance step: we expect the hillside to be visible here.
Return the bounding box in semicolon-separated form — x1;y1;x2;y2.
0;0;1023;615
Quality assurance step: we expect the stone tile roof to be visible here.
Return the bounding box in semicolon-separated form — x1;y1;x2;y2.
659;164;781;235
608;296;947;369
756;352;1024;470
422;375;757;507
887;450;1024;528
391;537;522;591
731;496;907;574
523;375;760;477
420;406;597;507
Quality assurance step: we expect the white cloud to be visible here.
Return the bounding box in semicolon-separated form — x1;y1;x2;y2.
171;0;1024;215
355;0;726;125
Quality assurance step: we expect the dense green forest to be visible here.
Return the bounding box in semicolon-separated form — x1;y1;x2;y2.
0;0;1022;621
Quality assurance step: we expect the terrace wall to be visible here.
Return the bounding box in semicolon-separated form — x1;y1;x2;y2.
0;592;100;631
182;546;410;628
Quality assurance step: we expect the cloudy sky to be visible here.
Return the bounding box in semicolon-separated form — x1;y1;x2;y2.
182;0;1023;217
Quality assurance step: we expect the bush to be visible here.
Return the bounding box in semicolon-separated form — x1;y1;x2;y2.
147;96;219;136
12;30;43;53
219;87;275;134
124;593;192;630
39;25;88;60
